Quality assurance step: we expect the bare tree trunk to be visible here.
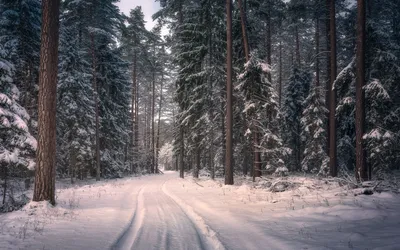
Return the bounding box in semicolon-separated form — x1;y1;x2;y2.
2;167;7;205
239;0;260;181
144;93;148;151
131;50;137;173
315;11;320;87
266;7;272;83
295;25;301;65
134;62;139;172
225;0;234;185
208;28;215;180
90;33;101;181
278;42;283;107
194;146;200;178
69;147;76;184
156;64;164;173
237;0;250;61
253;129;261;181
178;3;184;179
151;45;156;174
243;147;249;176
329;0;337;177
355;0;368;181
179;128;184;178
33;0;60;205
220;90;226;175
326;0;331;154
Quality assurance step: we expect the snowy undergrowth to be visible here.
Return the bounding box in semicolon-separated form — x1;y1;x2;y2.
164;173;400;250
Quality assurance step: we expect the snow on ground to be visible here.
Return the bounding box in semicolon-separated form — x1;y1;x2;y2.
1;172;400;250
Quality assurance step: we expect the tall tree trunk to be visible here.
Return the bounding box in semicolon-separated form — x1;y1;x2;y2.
33;0;60;205
208;27;215;180
151;45;156;174
134;60;139;172
253;131;261;181
225;0;234;185
355;0;368;181
69;147;76;184
295;25;301;65
266;7;272;83
131;50;137;174
156;65;164;173
239;0;261;180
179;127;185;178
237;0;250;61
329;0;337;177
278;41;283;107
325;0;331;155
2;167;7;205
90;33;101;181
144;92;149;151
220;89;226;176
315;12;320;87
194;146;200;178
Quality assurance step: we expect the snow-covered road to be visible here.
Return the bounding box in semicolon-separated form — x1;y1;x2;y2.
112;176;211;250
1;171;400;250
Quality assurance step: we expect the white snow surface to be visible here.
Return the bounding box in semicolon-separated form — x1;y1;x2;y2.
1;172;400;250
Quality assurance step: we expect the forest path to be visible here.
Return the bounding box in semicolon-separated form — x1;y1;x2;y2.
2;172;400;250
111;173;215;250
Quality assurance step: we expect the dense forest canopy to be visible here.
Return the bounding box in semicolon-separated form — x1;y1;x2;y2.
0;0;399;205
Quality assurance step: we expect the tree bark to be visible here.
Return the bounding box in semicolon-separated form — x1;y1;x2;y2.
266;7;272;83
237;0;250;61
315;11;320;87
131;49;137;174
2;167;7;205
225;0;234;185
325;0;331;155
33;0;60;205
329;0;337;177
179;127;185;178
208;27;215;180
69;147;76;184
253;130;261;181
194;146;200;178
278;42;283;107
295;25;301;65
90;33;101;181
151;44;156;174
156;62;164;174
355;0;368;181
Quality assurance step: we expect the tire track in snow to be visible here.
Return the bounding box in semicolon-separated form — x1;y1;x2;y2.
111;186;146;250
161;180;226;250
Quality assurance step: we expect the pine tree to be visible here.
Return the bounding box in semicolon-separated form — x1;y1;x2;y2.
0;0;41;128
88;0;131;178
364;79;394;177
0;46;36;204
301;86;329;175
238;52;287;176
282;66;311;172
57;1;95;180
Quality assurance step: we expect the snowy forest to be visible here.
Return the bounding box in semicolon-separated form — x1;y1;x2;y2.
1;0;400;249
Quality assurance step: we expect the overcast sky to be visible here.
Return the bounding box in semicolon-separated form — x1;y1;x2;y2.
116;0;162;30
